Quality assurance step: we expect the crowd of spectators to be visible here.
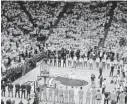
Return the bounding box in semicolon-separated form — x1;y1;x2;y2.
1;0;127;85
1;1;64;74
1;2;127;104
47;2;127;52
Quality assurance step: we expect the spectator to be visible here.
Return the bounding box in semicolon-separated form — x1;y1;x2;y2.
86;88;91;104
1;99;4;104
6;99;11;104
96;90;102;104
98;67;102;78
125;93;127;104
110;65;114;77
110;90;117;103
11;100;15;104
99;75;103;88
119;91;125;104
104;92;110;104
18;100;23;104
91;87;96;104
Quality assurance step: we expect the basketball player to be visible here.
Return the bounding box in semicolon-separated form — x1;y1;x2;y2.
59;86;64;103
63;56;66;67
43;87;47;101
69;87;74;103
91;87;96;104
58;53;61;67
68;56;72;67
48;87;53;102
86;88;91;104
64;86;69;103
78;87;84;104
54;86;58;102
73;56;77;69
84;56;88;68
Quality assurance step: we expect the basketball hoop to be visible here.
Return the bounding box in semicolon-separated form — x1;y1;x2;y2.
40;61;50;77
39;61;50;85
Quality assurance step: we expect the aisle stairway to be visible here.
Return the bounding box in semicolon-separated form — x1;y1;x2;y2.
49;2;75;35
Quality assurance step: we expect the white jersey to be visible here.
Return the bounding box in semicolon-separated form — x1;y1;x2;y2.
74;56;77;61
96;57;100;63
89;58;93;64
104;54;107;59
100;52;103;57
107;59;111;64
80;58;83;62
114;59;118;65
110;92;117;101
68;57;71;61
102;58;106;63
120;60;123;65
84;57;87;62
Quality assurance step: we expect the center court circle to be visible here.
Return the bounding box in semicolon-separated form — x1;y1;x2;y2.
54;76;88;86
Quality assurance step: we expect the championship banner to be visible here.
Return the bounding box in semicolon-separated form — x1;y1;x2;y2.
40;61;50;77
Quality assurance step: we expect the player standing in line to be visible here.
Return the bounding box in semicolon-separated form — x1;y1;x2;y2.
15;83;20;98
79;57;82;68
84;56;88;68
48;87;53;102
54;86;58;102
86;88;91;104
69;86;74;103
63;56;66;67
80;57;84;68
102;57;106;70
21;84;26;99
91;87;96;104
1;81;6;97
70;49;74;60
107;58;111;70
96;56;100;69
68;56;72;67
73;55;77;69
89;58;93;70
59;86;64;103
64;86;69;103
8;82;13;97
43;87;47;101
50;57;53;66
78;87;84;104
96;90;102;104
26;84;31;99
58;52;61;67
110;65;114;77
54;52;57;66
119;91;125;104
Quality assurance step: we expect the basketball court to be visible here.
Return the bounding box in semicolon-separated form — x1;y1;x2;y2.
2;59;123;104
8;61;117;103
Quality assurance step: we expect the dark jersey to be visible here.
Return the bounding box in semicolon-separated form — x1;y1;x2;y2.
1;83;6;90
104;92;109;98
21;84;26;91
8;83;13;90
58;54;61;61
54;55;57;62
111;66;114;72
70;51;74;58
10;84;13;89
26;85;31;92
15;84;20;91
63;56;66;62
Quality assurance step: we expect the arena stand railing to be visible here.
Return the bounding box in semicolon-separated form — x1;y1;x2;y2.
2;50;49;83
